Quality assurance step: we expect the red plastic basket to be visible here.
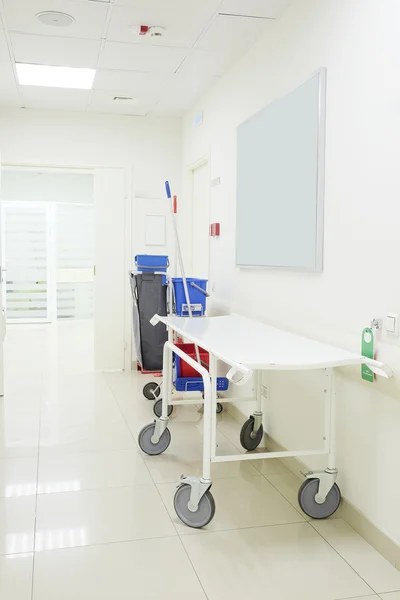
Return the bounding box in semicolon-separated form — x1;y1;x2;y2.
175;343;209;377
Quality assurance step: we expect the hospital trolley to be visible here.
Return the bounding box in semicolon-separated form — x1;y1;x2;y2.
138;314;392;529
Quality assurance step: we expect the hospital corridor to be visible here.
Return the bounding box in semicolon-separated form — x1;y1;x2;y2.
1;0;400;598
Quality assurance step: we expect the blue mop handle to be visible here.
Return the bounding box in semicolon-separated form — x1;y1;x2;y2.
165;178;200;362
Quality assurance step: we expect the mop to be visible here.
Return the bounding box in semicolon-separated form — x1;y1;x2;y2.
165;181;201;364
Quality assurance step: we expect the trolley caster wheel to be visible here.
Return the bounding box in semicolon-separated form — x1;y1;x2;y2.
143;382;160;401
174;484;216;529
216;402;223;414
298;478;341;519
138;423;171;456
240;416;264;451
153;399;174;418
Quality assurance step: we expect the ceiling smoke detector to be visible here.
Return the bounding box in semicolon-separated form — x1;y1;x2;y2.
129;24;166;38
36;11;75;27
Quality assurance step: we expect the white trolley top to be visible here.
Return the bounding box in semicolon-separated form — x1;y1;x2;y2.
155;314;391;377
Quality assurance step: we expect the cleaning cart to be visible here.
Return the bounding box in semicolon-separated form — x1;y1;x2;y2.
139;182;229;418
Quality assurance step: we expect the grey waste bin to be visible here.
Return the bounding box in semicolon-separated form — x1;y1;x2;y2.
130;272;168;372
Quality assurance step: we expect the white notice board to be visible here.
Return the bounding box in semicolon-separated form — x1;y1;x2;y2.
236;69;326;271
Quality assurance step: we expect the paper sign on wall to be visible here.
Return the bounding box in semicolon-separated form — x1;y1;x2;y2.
145;215;166;246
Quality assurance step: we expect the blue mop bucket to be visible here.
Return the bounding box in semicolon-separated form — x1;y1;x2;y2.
172;278;208;316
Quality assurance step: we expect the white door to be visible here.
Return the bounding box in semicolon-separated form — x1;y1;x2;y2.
192;162;210;279
0;166;5;395
93;168;127;371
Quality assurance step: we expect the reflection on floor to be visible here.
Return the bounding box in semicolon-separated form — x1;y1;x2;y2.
0;320;399;599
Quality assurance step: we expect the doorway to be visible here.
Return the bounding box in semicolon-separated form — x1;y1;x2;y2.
1;170;94;324
0;165;129;375
191;160;210;279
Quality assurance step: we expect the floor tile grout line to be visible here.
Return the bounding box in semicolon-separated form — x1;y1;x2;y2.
34;481;157;497
308;519;378;596
334;595;380;599
152;472;266;485
28;533;180;556
102;372;174;525
102;373;145;454
254;462;309;521
31;370;45;600
259;467;379;594
176;534;210;600
151;467;210;600
110;378;189;535
114;390;252;596
175;518;312;540
0;518;313;559
38;445;139;457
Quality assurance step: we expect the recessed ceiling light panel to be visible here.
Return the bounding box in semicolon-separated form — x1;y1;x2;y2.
16;64;96;90
36;11;75;27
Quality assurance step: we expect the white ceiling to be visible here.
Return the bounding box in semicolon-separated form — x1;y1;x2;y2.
0;0;292;117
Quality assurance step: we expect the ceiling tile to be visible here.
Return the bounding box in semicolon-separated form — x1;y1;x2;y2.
178;48;233;78
21;86;91;110
99;41;187;72
11;33;101;68
0;31;13;70
94;69;170;95
0;74;21;107
177;51;224;87
196;15;268;74
198;13;269;53
219;0;292;19
0;32;21;107
113;0;221;13
150;108;184;117
151;67;220;116
3;0;109;40
106;5;209;49
88;89;156;115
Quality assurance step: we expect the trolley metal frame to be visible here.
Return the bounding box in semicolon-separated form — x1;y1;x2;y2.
139;314;392;528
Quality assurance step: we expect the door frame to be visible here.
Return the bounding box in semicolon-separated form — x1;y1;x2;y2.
189;155;211;279
1;162;133;371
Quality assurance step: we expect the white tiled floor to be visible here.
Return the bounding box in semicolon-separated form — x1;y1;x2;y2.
0;320;399;600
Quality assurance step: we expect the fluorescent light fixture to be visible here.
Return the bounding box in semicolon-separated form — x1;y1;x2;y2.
16;63;96;90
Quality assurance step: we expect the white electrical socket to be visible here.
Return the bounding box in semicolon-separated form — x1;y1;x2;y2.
386;313;399;336
261;385;269;398
211;282;216;293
